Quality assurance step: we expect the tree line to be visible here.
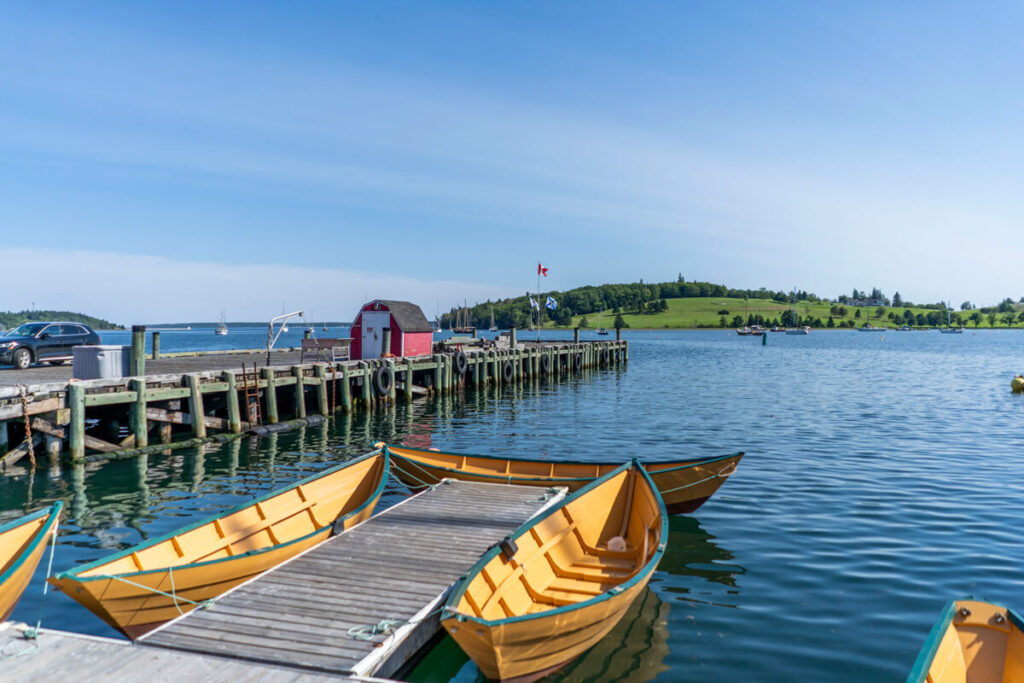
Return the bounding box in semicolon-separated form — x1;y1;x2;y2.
0;310;123;331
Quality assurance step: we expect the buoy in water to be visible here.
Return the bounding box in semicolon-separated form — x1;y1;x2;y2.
1012;375;1024;393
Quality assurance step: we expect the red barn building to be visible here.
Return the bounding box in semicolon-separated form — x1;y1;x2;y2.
350;300;433;360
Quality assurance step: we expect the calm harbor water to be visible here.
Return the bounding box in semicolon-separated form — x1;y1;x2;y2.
3;328;1024;681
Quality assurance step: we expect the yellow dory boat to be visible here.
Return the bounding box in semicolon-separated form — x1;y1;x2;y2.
384;443;741;514
0;501;62;621
51;450;388;639
441;460;666;682
908;598;1024;683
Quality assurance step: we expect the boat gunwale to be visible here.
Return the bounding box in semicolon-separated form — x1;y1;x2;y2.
386;444;743;480
905;596;1024;683
441;458;668;627
53;449;387;582
0;501;62;587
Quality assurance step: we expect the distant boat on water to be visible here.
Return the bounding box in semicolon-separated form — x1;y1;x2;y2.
215;309;228;336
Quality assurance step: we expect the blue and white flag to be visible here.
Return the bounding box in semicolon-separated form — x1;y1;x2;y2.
546;296;557;310
530;297;540;309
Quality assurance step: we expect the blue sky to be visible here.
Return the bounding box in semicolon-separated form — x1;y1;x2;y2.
2;2;1021;323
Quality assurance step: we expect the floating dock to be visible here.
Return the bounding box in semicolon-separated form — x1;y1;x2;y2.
0;333;627;471
4;481;564;680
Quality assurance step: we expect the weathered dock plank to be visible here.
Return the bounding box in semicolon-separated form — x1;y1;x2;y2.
0;622;344;682
142;481;565;678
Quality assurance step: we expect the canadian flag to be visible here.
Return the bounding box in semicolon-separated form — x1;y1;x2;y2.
538;263;549;277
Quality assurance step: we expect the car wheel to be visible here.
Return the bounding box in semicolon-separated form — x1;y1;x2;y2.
12;348;32;370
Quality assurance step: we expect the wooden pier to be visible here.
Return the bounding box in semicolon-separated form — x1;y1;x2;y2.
0;622;342;682
0;333;627;472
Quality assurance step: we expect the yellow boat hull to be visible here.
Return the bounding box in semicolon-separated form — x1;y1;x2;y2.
0;502;62;621
385;443;741;514
908;599;1024;683
51;451;387;638
442;461;666;682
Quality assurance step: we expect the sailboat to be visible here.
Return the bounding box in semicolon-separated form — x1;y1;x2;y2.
215;309;228;335
785;290;809;334
857;306;884;331
488;308;498;332
596;311;610;335
939;304;964;333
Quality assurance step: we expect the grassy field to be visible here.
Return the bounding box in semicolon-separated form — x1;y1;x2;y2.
548;297;1012;329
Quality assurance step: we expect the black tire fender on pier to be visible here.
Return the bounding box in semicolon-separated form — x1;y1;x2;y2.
373;365;393;396
539;353;551;374
454;351;468;375
502;360;514;382
573;352;583;372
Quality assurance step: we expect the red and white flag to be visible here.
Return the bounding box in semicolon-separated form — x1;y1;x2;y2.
538;263;549;277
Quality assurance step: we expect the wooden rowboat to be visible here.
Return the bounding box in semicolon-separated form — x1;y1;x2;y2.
50;450;388;639
0;501;62;621
908;598;1024;683
441;460;666;682
383;443;741;514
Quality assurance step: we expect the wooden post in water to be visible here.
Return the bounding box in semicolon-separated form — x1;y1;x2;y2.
262;367;279;424
151;331;161;360
341;364;352;412
130;325;146;376
130;378;148;447
510;327;517;349
186;374;206;438
388;361;397;404
616;328;622;341
381;328;392;356
404;358;413;403
574;327;580;343
224;371;241;433
315;364;329;415
45;434;61;470
69;383;85;460
292;366;306;418
433;355;443;395
361;362;372;408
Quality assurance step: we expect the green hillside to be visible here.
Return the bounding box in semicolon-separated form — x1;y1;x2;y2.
565;298;1014;330
0;310;123;331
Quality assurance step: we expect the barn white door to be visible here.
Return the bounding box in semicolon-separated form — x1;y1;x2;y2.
360;311;391;359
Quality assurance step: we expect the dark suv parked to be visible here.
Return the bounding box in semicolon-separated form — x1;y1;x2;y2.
0;322;101;369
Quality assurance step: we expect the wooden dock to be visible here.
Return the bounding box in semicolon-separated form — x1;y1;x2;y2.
0;622;342;682
141;480;565;678
0;334;627;472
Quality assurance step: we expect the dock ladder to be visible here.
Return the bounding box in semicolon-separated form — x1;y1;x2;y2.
239;363;262;426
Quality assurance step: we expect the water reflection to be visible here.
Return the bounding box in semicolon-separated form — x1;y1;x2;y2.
656;515;745;608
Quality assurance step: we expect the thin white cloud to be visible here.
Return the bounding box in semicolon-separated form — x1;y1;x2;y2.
0;248;514;325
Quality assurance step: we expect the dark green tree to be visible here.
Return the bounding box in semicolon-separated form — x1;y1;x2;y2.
614;313;627;329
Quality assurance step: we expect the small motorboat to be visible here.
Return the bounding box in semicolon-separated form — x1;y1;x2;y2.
441;460;666;682
907;598;1023;683
0;502;62;621
383;443;742;514
51;451;388;638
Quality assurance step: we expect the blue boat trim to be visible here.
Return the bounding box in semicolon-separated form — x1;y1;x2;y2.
54;450;387;581
0;501;62;587
440;458;668;627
